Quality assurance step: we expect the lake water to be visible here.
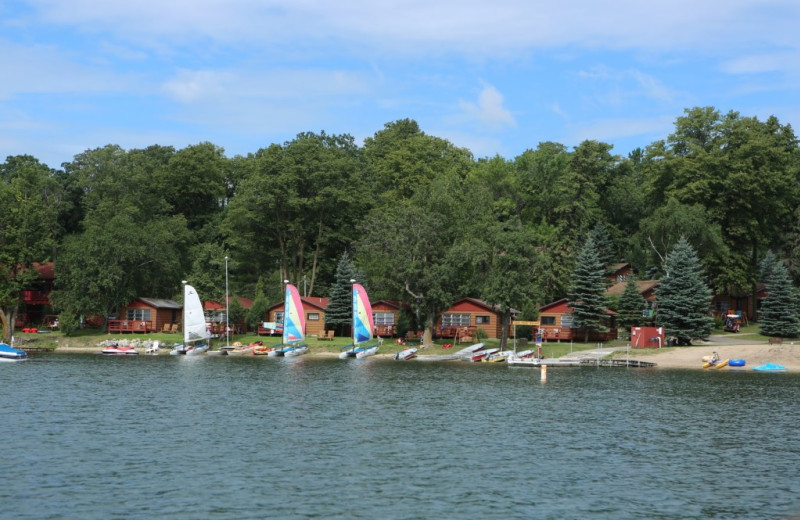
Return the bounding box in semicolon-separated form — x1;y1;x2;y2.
3;354;800;520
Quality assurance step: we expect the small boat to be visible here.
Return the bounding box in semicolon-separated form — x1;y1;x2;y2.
484;351;509;363
0;343;28;362
393;347;418;360
753;362;787;372
266;283;308;358
170;282;210;355
101;344;139;356
340;283;379;360
226;341;262;356
471;347;499;362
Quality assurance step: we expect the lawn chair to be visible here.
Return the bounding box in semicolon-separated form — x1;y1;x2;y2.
145;340;160;355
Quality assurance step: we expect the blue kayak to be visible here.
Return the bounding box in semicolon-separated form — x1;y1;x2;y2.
752;362;786;372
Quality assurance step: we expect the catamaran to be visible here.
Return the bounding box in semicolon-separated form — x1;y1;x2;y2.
268;283;308;357
339;283;379;359
170;282;210;355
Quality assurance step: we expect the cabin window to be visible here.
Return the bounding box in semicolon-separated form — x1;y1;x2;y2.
560;315;573;328
442;313;471;327
126;309;151;321
374;312;395;325
475;315;490;324
275;311;284;323
307;313;320;321
715;301;730;312
540;316;556;325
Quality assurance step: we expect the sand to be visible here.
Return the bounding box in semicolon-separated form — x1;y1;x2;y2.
634;341;800;371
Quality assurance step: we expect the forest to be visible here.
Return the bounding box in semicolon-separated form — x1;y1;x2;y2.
2;106;799;343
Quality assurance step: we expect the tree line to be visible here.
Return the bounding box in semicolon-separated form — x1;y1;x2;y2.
2;107;799;344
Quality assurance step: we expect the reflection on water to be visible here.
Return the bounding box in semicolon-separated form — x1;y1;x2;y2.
2;355;800;520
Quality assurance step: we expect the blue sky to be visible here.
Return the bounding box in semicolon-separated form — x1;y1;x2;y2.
2;0;799;169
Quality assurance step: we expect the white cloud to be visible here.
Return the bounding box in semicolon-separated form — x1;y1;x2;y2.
458;85;515;129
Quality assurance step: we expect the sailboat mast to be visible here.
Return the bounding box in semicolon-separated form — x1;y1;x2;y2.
350;278;357;344
225;256;230;346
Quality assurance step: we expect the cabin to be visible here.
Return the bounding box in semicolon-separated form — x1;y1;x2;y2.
371;300;404;337
605;262;633;286
261;296;330;338
605;279;660;321
436;297;517;341
535;298;618;342
108;298;182;334
15;262;55;328
711;284;766;322
204;296;254;335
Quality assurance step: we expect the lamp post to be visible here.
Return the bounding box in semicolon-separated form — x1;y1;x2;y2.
225;256;230;346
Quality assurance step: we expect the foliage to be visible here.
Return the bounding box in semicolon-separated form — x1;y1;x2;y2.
325;251;359;332
567;238;610;341
655;237;714;345
0;155;61;341
758;261;800;338
616;277;647;336
246;277;272;331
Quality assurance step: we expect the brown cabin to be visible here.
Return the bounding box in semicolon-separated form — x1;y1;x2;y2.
204;296;254;335
605;279;660;321
436;297;517;340
605;262;633;286
535;298;618;342
261;296;330;338
110;297;182;334
372;300;404;337
16;262;55;328
711;284;767;321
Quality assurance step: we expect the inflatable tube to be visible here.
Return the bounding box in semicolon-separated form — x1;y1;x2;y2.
729;359;746;367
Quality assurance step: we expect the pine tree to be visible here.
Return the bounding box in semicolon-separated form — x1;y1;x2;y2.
655;237;714;345
567;238;610;342
588;221;616;270
325;252;360;333
246;276;272;331
617;276;646;337
759;261;800;338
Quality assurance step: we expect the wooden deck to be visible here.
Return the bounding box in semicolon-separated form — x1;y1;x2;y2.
107;320;152;334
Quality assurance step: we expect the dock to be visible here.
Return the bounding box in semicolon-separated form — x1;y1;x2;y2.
507;356;656;368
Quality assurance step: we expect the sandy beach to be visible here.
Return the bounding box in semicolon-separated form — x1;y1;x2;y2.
631;338;800;371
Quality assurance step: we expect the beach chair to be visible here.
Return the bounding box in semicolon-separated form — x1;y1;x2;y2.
170;323;179;334
145;340;160;355
162;323;172;333
321;330;335;341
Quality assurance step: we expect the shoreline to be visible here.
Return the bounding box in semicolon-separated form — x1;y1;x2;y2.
41;342;800;371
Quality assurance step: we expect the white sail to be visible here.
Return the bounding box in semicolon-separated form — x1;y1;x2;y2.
183;283;207;344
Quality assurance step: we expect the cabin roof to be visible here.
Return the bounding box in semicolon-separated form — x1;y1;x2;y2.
539;298;617;316
605;279;660;297
204;296;254;310
135;297;182;309
447;297;519;315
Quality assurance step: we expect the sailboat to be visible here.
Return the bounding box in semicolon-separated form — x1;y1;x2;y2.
170;282;210;355
268;283;308;357
339;283;379;359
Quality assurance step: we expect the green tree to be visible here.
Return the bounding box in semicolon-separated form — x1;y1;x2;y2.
567;238;610;342
0;155;61;341
358;171;471;346
656;237;714;345
616;277;647;338
758;261;799;338
246;276;272;331
325;251;360;334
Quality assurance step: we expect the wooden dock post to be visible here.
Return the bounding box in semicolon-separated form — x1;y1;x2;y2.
541;364;547;382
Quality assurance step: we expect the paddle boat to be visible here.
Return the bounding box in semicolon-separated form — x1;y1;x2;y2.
0;343;28;362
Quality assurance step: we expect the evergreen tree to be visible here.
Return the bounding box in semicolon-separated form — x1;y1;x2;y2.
656;237;714;345
617;276;646;338
246;276;272;331
588;221;616;270
567;238;610;342
325;252;360;333
758;261;800;338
